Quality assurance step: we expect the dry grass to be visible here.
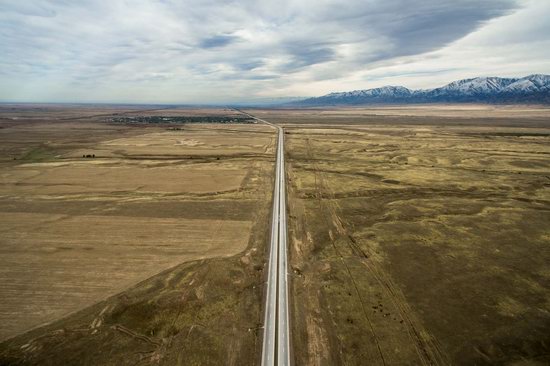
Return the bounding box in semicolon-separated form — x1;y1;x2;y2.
249;104;550;126
1;163;247;195
0;106;275;365
249;107;550;365
3;104;550;365
0;212;251;341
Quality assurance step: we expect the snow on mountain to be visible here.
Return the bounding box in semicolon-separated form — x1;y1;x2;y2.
293;75;550;106
327;86;412;98
501;74;550;93
428;77;517;96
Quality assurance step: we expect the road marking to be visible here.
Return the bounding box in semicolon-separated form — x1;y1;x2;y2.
235;110;291;366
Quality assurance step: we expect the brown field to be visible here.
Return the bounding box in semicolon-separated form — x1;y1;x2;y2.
0;106;275;365
0;104;241;120
1;104;550;365
250;104;550;126
250;106;550;365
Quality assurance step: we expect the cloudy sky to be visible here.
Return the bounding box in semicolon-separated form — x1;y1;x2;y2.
1;0;549;103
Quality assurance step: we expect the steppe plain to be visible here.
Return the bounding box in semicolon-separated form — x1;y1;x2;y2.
0;104;549;366
251;105;550;365
0;105;274;365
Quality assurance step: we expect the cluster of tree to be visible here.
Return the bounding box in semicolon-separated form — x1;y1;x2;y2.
109;116;254;124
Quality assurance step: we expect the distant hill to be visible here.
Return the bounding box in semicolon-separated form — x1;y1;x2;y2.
291;75;550;106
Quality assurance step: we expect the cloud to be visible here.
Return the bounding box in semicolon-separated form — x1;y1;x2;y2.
0;0;545;103
279;43;337;71
234;60;264;71
0;2;57;17
199;34;239;48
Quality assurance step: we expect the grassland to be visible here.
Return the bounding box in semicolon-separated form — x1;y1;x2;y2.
0;106;275;365
251;106;550;365
1;104;550;365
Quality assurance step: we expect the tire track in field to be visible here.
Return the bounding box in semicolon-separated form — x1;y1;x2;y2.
305;137;448;366
306;138;386;366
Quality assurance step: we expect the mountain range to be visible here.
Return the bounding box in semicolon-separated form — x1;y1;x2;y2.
291;74;550;106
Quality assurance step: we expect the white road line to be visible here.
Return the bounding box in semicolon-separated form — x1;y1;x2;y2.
277;130;291;366
238;110;290;366
261;140;279;366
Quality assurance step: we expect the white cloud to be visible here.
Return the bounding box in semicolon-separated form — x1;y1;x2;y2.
0;0;546;103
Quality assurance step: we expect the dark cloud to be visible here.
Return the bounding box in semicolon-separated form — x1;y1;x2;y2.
297;0;519;65
199;34;239;48
372;0;518;54
222;73;277;80
235;60;264;71
280;43;337;71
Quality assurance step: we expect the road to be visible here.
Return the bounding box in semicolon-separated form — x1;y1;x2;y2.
275;124;291;366
236;110;291;366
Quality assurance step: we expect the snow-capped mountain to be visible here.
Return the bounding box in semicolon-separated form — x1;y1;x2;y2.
501;74;550;94
304;85;414;104
327;86;412;98
426;77;517;97
293;75;550;105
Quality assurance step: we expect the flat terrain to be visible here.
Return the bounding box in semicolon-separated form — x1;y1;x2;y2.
2;104;550;365
251;106;550;365
0;106;275;365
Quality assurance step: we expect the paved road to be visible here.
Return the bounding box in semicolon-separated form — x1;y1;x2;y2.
276;127;291;366
236;111;290;366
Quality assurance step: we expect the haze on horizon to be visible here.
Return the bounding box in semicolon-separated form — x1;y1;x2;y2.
1;0;549;104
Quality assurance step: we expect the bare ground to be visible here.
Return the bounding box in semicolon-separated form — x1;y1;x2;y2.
250;106;550;365
0;106;275;365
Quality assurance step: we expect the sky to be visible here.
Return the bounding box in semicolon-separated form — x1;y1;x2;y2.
0;0;549;104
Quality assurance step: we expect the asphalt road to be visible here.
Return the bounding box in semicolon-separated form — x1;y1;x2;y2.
236;111;290;366
261;123;280;366
276;127;291;366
